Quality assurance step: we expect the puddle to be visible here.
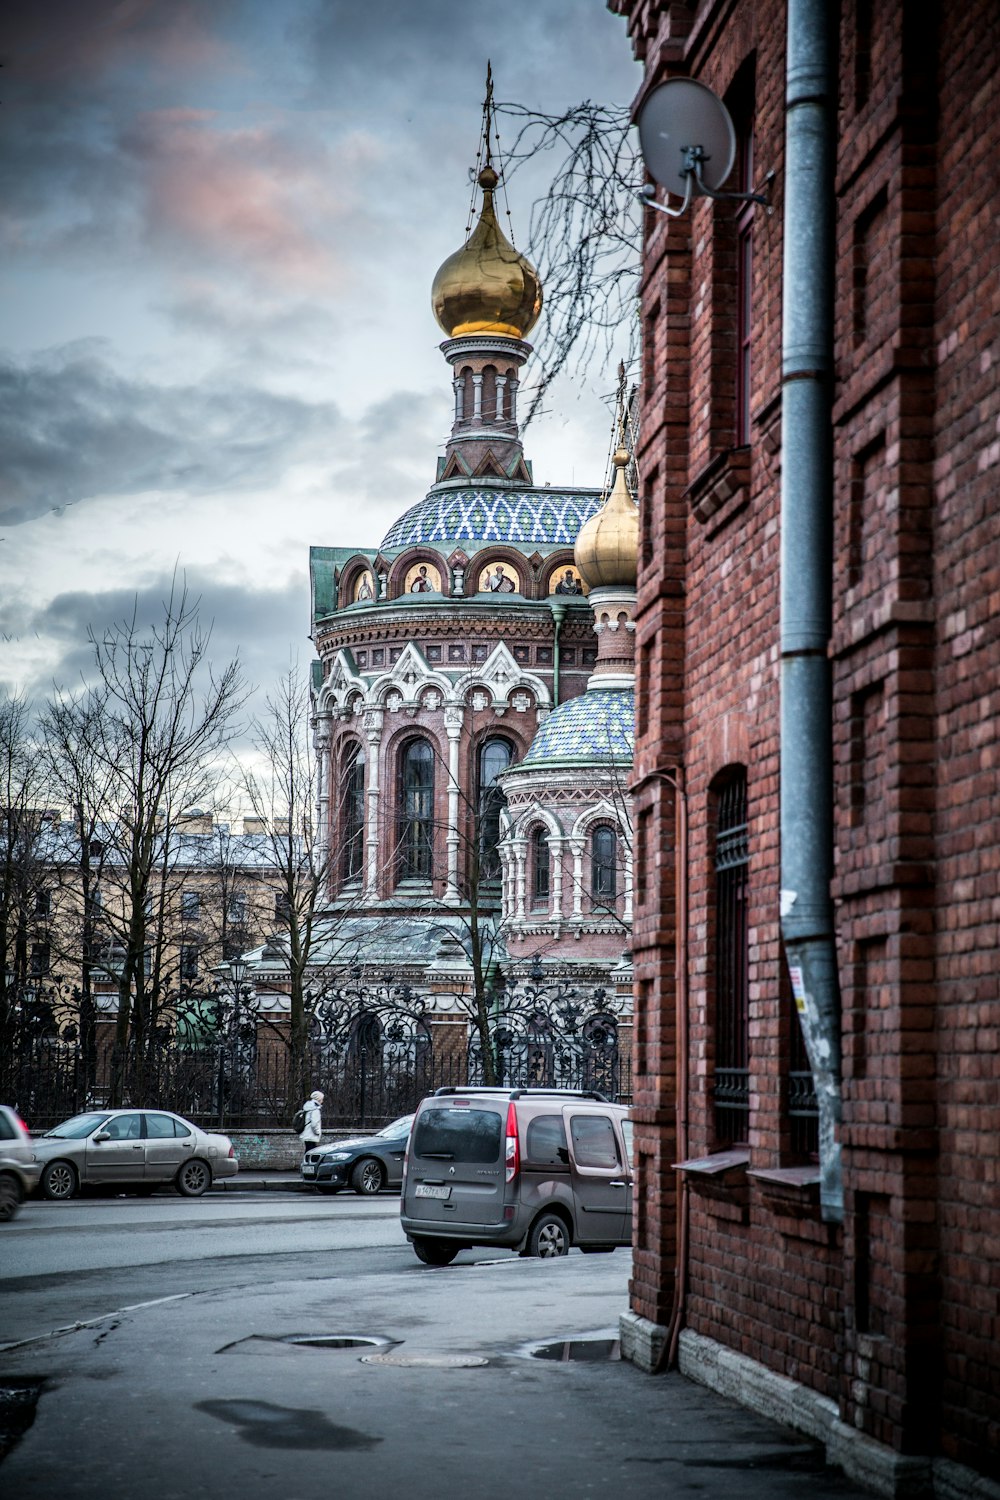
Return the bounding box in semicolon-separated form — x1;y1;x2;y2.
526;1335;621;1362
217;1333;395;1356
0;1380;45;1460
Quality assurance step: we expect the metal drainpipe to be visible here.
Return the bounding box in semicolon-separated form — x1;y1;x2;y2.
549;600;566;705
779;0;843;1223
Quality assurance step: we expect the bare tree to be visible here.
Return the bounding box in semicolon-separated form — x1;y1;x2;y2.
496;98;643;427
83;577;247;1102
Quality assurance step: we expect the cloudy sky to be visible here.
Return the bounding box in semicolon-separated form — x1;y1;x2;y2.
1;0;641;709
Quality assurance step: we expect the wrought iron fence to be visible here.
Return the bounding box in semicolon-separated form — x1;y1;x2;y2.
7;1033;633;1132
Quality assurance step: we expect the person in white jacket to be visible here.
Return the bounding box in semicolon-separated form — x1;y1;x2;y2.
299;1090;324;1155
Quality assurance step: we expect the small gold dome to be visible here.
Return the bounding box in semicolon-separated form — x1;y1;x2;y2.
432;167;542;340
574;446;639;588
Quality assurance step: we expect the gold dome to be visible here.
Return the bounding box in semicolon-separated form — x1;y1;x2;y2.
432;167;542;340
574;446;639;588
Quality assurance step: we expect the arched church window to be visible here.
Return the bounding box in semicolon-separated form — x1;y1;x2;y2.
341;746;366;883
478;738;513;882
531;827;550;905
398;739;435;880
591;825;617;901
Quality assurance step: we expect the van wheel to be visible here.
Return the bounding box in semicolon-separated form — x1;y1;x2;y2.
529;1212;570;1258
411;1236;460;1266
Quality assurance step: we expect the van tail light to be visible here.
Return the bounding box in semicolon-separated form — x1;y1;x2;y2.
228;1145;236;1159
504;1102;520;1185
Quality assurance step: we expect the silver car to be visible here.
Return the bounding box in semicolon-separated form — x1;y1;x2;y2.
0;1104;41;1221
32;1109;239;1200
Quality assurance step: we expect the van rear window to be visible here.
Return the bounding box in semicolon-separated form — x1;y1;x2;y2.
413;1107;502;1164
525;1114;569;1166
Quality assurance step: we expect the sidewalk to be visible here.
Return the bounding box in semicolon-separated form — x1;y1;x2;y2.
0;1249;875;1500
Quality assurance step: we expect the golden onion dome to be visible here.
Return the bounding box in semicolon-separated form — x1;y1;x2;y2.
574;445;639;588
432;166;542;340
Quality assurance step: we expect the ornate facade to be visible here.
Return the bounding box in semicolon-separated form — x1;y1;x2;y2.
308;109;637;1007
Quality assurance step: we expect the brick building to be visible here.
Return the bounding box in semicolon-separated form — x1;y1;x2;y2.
611;0;999;1494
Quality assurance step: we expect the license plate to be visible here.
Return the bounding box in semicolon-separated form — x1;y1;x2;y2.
301;1164;316;1176
415;1183;451;1200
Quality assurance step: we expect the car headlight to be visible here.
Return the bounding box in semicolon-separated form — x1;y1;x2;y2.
325;1152;352;1162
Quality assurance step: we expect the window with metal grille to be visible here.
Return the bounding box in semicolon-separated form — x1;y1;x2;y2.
180;944;199;981
477;738;512;882
531;826;550;904
735;126;755;447
714;771;749;1143
398;738;435;880
341;745;366;882
591;825;617;902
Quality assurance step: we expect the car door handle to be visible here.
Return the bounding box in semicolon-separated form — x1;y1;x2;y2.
132;1145;143;1151
609;1180;627;1188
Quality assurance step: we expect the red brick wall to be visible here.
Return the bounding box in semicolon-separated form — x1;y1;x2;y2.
617;0;999;1475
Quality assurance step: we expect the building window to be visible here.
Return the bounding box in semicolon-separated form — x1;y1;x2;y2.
398;738;435;880
30;942;50;977
591;826;617;901
181;890;200;922
274;891;292;924
180;945;199;982
227;893;247;926
478;738;512;882
35;889;51;918
341;745;366;883
713;770;750;1144
531;827;550;905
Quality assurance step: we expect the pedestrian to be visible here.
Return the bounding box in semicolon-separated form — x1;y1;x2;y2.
299;1089;324;1155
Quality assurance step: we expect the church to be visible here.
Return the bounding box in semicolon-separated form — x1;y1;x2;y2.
301;94;638;1065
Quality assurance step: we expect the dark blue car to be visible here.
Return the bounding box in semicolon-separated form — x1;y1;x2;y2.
301;1113;414;1196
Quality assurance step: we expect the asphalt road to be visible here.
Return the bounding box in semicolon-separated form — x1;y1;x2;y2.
1;1191;506;1349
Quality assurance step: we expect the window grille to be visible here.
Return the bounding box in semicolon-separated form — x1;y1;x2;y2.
591;825;617;902
398;739;435;880
531;827;550;904
341;746;366;882
714;772;749;1143
477;738;512;882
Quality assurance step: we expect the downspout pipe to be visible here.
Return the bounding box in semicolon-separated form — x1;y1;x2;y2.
549;600;567;705
779;0;844;1223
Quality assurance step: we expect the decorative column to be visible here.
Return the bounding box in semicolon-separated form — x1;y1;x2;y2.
443;705;464;905
363;708;383;896
551;837;565;923
472;373;483;422
513;838;528;922
453;375;464;422
570;839;585;922
495;374;507;420
623;846;633;925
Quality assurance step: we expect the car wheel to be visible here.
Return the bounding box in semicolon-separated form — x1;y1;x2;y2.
528;1212;570;1259
175;1159;211;1197
351;1157;384;1196
42;1160;78;1202
411;1236;460;1266
0;1173;22;1222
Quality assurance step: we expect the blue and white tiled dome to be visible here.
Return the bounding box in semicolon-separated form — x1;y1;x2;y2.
381;486;603;551
521;688;634;768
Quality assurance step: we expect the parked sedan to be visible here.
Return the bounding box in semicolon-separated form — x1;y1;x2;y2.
32;1109;239;1200
301;1114;413;1196
0;1104;41;1221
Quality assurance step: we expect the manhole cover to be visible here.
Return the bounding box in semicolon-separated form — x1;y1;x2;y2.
530;1337;621;1362
360;1353;489;1369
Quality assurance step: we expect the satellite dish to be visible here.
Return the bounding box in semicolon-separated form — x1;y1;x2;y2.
637;78;737;200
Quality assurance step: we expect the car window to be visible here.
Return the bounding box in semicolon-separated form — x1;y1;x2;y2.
569;1113;621;1170
103;1113;142;1141
375;1115;413;1139
621;1117;633;1169
144;1113;176;1139
525;1114;569;1166
172;1118;193;1138
0;1113;16;1140
46;1112;112;1139
413;1107;502;1164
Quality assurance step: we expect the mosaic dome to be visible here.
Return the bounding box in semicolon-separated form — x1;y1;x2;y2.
521;688;634;768
381;487;603;551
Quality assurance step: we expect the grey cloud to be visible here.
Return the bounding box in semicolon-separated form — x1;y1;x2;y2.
0;343;343;525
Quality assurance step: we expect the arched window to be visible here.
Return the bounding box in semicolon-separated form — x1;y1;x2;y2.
398;739;435;880
591;825;617;901
478;738;513;882
341;746;366;883
531;827;550;905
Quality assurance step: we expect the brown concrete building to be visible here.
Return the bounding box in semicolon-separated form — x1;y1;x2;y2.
611;0;999;1493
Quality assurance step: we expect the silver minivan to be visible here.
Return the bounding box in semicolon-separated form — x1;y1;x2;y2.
400;1087;633;1264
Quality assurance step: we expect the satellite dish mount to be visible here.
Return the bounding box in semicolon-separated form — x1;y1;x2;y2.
636;78;772;219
